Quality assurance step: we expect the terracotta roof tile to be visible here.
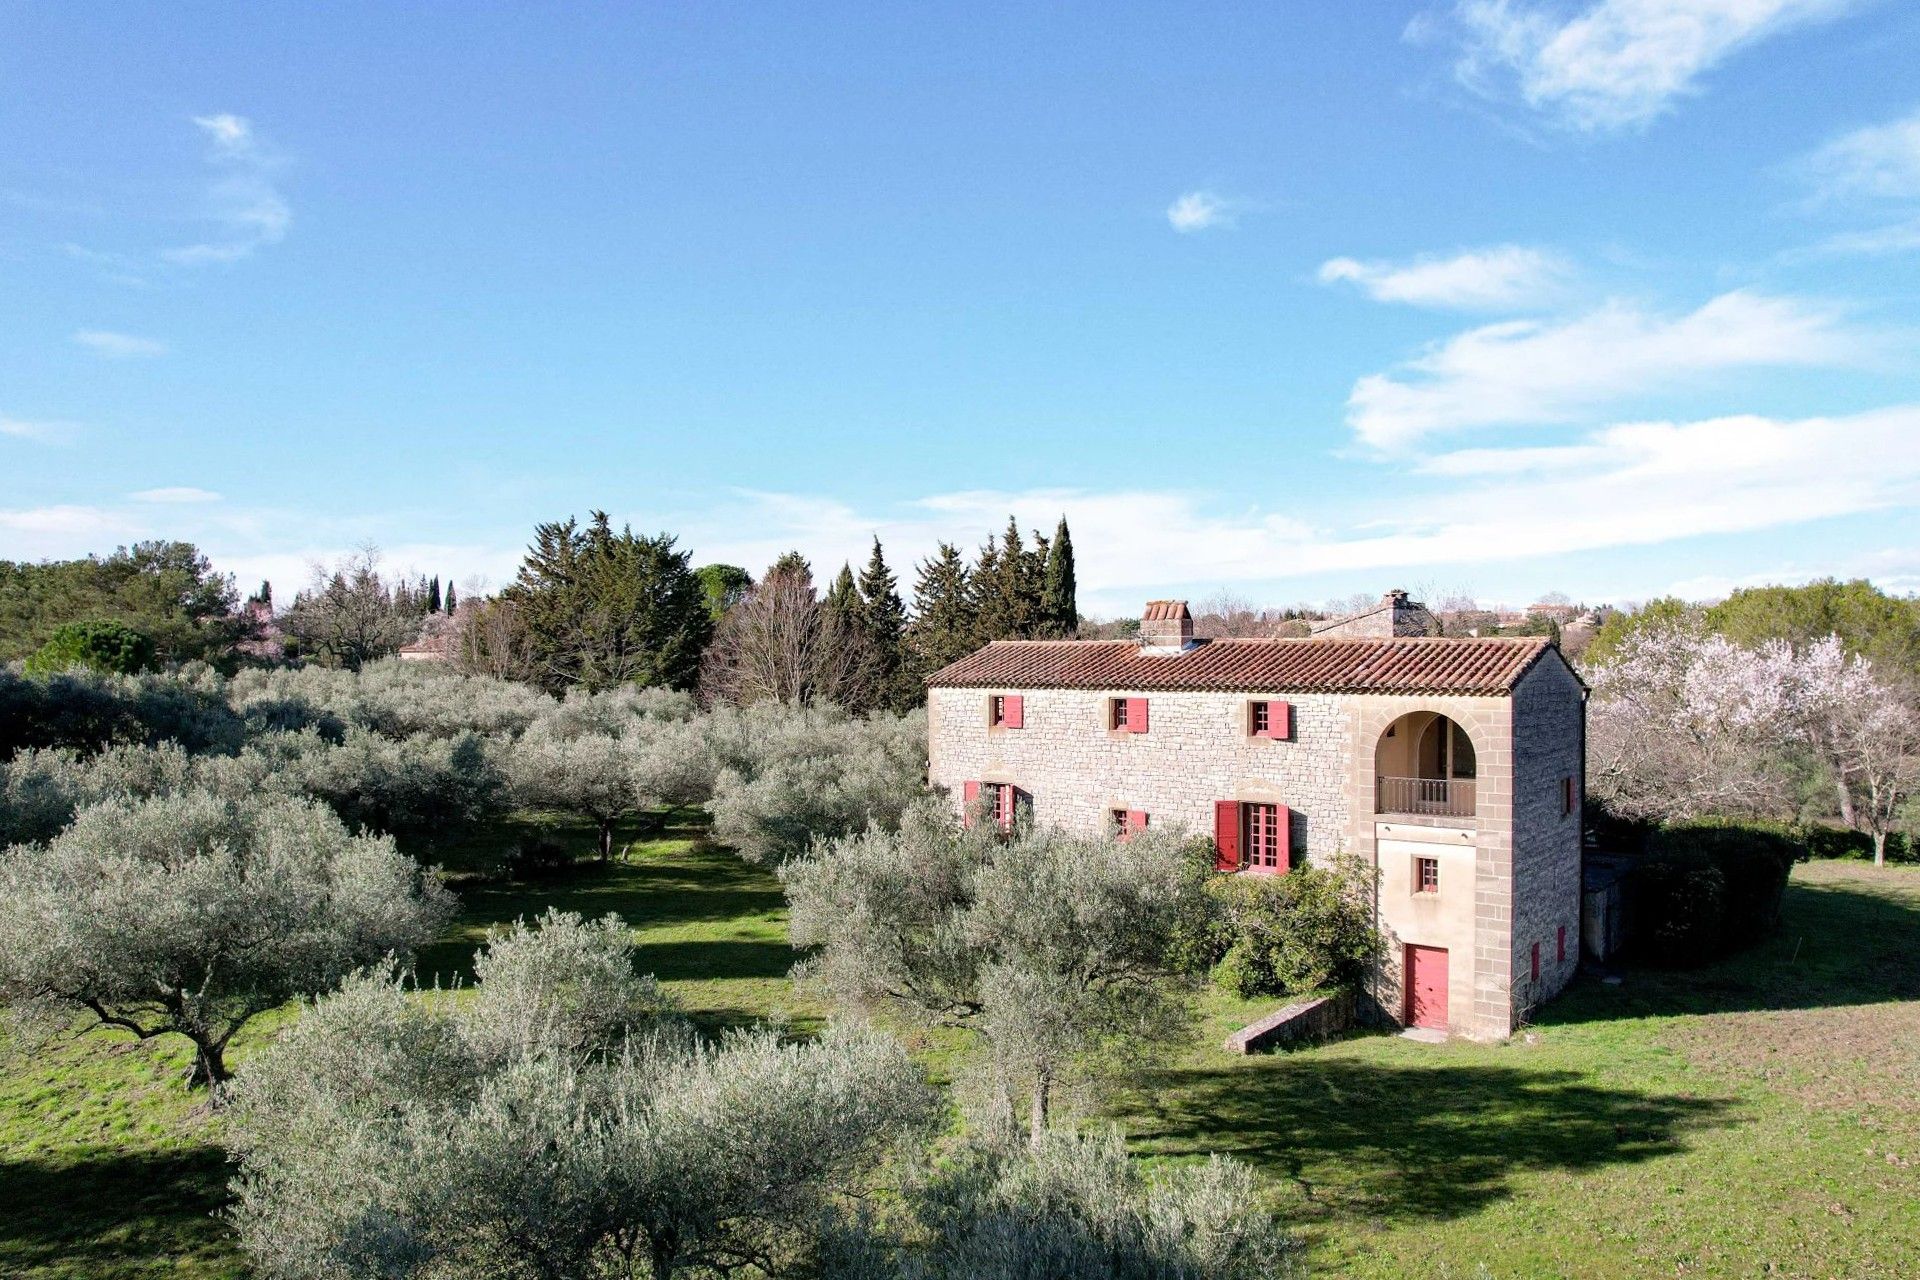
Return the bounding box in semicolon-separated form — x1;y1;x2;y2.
925;635;1556;697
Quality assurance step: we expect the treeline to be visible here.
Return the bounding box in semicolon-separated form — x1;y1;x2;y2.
453;511;1078;712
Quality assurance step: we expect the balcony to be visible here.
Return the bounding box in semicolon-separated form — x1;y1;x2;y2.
1376;775;1476;819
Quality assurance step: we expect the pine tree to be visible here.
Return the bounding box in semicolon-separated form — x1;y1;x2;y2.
973;516;1049;641
857;537;912;711
444;582;457;614
824;563;861;619
909;542;976;678
1041;516;1077;638
427;576;442;614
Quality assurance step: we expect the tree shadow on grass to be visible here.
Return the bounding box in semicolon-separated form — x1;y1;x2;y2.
1547;870;1920;1029
1125;1055;1735;1225
0;1147;240;1279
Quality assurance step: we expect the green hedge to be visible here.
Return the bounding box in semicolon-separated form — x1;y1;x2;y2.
1173;857;1382;999
1633;821;1798;967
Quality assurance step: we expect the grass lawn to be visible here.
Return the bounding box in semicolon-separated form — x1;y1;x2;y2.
1;821;1915;1278
1120;858;1920;1278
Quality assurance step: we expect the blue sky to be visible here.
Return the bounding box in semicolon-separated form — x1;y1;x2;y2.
5;1;1920;617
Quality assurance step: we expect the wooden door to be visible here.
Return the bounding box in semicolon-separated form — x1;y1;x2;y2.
1405;944;1449;1030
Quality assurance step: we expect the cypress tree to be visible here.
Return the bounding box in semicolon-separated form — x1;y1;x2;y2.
427;576;442;614
824;563;861;619
857;537;912;711
909;542;976;677
1041;517;1077;638
444;582;457;614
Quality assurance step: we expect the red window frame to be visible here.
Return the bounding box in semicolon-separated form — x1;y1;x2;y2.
1531;941;1541;982
1416;856;1439;894
1557;924;1567;964
1111;807;1129;838
1244;802;1283;872
988;782;1017;832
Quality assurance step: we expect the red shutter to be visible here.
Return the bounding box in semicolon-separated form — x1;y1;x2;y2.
1557;925;1567;963
1270;700;1292;740
1004;695;1023;729
1130;697;1149;733
1127;809;1149;834
1275;806;1292;873
961;780;980;826
1213;801;1241;871
1531;942;1541;982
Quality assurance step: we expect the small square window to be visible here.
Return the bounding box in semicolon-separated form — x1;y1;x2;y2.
1110;698;1130;730
1415;856;1439;894
990;695;1007;726
1250;701;1270;736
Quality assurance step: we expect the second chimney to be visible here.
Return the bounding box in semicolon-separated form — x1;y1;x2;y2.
1140;600;1194;653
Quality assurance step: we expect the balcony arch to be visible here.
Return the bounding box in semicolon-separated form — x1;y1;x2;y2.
1374;710;1477;818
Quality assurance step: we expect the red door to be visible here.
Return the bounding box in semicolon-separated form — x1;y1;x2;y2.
1405;945;1449;1030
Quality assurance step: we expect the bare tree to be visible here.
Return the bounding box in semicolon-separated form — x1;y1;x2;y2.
281;547;416;671
452;595;538;682
702;556;874;709
1191;590;1271;639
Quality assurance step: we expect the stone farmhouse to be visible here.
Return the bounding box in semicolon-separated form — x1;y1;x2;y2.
925;596;1588;1040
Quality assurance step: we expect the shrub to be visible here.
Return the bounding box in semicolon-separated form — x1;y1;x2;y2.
1632;820;1799;966
504;831;573;881
1802;825;1913;863
23;619;157;676
1175;858;1383;999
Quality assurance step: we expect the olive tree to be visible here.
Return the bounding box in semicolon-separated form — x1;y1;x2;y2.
703;703;929;865
784;798;1202;1143
0;790;453;1089
224;911;940;1280
508;721;706;860
823;1129;1300;1280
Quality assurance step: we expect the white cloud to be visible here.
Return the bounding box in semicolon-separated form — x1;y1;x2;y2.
1345;290;1871;450
72;329;168;359
1167;191;1233;233
164;113;290;266
131;486;222;504
1317;245;1570;309
1443;0;1854;132
1816;218;1920;257
1;415;78;443
656;407;1920;613
1804;107;1920;203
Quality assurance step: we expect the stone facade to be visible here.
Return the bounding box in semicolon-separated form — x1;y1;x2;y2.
926;633;1587;1040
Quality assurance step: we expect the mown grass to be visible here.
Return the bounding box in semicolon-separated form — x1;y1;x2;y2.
1;823;1915;1279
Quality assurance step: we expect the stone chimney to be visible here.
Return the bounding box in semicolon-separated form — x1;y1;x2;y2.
1310;589;1439;639
1140;600;1195;653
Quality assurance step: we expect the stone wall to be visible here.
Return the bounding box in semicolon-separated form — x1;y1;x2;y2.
1508;654;1586;1020
927;687;1356;859
1223;990;1354;1053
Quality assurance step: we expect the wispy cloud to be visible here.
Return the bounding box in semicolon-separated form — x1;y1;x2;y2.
0;414;79;443
1345;290;1871;451
1436;0;1854;132
72;329;168;359
1317;245;1570;310
131;486;222;504
657;402;1920;613
163;113;290;266
1166;190;1234;233
1797;107;1920;256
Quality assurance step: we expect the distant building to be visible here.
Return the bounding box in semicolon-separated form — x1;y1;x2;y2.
398;607;465;663
926;597;1588;1040
1526;600;1582;625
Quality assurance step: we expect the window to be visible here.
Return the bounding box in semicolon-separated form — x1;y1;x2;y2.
1248;699;1291;740
1557;924;1567;964
1111;698;1129;731
1111;808;1147;839
1251;701;1270;736
1561;776;1576;816
991;695;1007;726
989;694;1023;729
1415;856;1439;894
988;782;1017;832
1244;802;1283;872
1530;941;1541;982
1111;807;1130;838
1109;697;1148;733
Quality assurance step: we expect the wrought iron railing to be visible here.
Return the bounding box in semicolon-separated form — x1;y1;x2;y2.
1376;775;1476;818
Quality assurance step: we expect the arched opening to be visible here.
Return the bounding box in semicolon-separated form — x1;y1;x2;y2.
1375;712;1477;817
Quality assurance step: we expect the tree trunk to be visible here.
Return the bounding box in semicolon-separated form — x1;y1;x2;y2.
185;1038;230;1093
1835;776;1856;831
1029;1069;1050;1147
599;818;614;862
1874;830;1887;868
